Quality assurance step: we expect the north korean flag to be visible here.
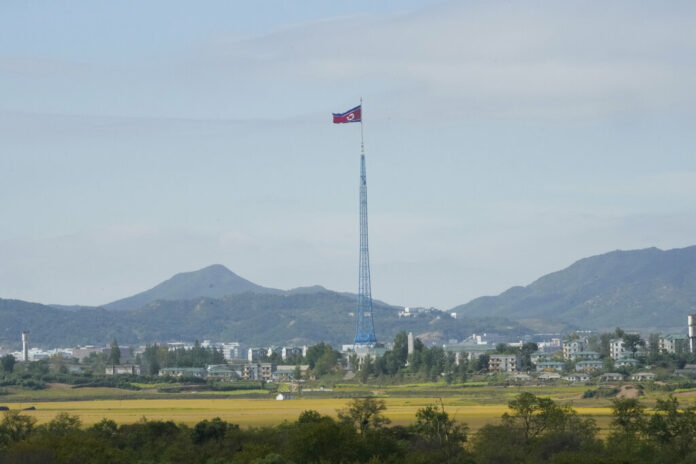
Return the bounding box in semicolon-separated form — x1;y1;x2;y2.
332;105;362;123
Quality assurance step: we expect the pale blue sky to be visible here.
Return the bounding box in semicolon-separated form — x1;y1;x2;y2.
1;1;696;309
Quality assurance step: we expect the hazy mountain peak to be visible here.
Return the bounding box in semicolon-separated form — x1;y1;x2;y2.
454;245;696;330
104;264;279;311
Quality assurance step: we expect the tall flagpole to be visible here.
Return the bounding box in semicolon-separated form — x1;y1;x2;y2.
354;96;377;346
360;97;364;156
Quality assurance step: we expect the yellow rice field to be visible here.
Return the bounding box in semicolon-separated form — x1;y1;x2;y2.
5;397;615;431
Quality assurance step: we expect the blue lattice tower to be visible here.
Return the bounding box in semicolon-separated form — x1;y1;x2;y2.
354;152;377;345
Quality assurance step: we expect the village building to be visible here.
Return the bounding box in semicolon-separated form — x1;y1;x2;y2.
488;354;521;373
105;364;140;375
576;360;604;371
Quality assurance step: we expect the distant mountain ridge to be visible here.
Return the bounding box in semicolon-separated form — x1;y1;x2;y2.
453;245;696;330
4;245;696;347
104;264;281;311
0;291;524;348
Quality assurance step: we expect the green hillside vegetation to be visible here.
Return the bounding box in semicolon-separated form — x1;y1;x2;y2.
0;291;526;348
453;246;696;330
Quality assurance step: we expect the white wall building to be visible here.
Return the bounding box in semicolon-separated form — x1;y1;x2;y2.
610;339;626;360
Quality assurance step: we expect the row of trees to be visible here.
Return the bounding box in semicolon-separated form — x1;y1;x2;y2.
350;332;489;383
2;393;696;463
139;342;226;375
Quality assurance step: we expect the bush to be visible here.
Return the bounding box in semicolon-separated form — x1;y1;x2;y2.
583;387;618;398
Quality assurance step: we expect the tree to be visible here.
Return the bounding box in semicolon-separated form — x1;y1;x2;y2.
191;417;234;444
50;353;68;373
413;400;468;460
0;411;36;447
520;342;539;370
392;331;409;366
599;333;613;358
288;411;359;463
648;333;660;359
640;396;696;462
109;338;121;365
474;392;599;463
297;410;323;424
622;334;645;357
610;398;647;438
503;392;567;444
348;353;359;371
0;354;15;373
293;365;302;380
44;412;82;436
475;353;490;372
142;344;161;375
338;397;391;434
587;334;600;353
88;418;118;440
359;356;374;383
313;349;339;376
495;343;514;354
305;342;331;369
606;397;652;462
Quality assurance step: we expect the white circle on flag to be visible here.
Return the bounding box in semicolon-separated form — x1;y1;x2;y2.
347;114;355;121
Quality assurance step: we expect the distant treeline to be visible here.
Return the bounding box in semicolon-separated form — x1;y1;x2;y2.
2;393;696;463
138;342;226;375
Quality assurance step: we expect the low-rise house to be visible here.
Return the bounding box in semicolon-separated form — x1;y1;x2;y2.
66;364;88;374
206;364;241;381
538;372;561;382
575;351;601;360
674;364;696;376
576;360;604;371
563;373;590;383
272;364;309;381
510;373;532;382
105;364;140;375
159;367;207;378
488;354;521;373
601;372;624;382
443;343;495;362
615;357;639;368
536;361;565;372
530;353;551;364
71;345;108;362
631;372;656;381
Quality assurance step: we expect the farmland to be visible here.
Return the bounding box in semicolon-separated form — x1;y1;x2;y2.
4;396;616;431
5;381;688;431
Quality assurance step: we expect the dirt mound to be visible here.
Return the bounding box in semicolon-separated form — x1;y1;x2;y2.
616;384;641;399
46;383;71;389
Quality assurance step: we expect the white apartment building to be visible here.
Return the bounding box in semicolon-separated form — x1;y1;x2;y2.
610;339;626;360
488;354;521;373
562;339;586;361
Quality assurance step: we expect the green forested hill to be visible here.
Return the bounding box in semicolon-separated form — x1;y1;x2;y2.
452;246;696;330
0;291;525;348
